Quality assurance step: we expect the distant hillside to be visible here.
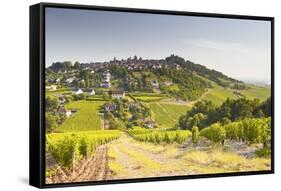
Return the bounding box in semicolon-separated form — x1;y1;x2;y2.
164;55;243;88
48;55;243;87
46;55;252;101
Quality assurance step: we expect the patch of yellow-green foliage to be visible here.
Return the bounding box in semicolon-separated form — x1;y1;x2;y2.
58;100;105;132
118;144;161;169
46;130;120;168
135;96;165;102
255;147;271;158
131;93;167;102
46;88;71;95
45;168;57;178
181;150;270;173
127;128;191;144
200;117;271;145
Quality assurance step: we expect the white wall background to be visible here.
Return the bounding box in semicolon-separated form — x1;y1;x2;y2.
0;0;279;190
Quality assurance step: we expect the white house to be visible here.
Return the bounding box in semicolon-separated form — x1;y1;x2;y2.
100;81;111;88
150;80;159;88
65;77;75;84
112;90;125;99
104;103;117;112
46;85;57;91
72;88;83;95
59;96;66;104
85;88;95;96
100;70;111;88
144;121;156;129
172;64;181;70
65;110;72;117
152;64;162;69
164;81;173;86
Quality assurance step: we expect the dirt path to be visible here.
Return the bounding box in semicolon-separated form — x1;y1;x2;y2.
107;133;195;179
46;145;112;184
47;133;197;183
47;132;270;183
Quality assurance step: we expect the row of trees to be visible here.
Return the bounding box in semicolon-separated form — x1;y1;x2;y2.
199;117;271;147
179;97;271;130
45;96;60;132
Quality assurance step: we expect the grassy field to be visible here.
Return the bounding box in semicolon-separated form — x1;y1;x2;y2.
238;86;270;101
200;87;237;106
192;72;271;105
46;88;71;95
148;103;190;128
58;100;105;132
199;86;270;106
160;103;191;119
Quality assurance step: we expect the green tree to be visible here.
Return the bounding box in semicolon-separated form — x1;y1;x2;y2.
45;112;58;132
192;126;199;145
46;96;59;111
78;80;85;88
220;117;231;126
85;76;90;88
73;61;80;69
143;106;152;120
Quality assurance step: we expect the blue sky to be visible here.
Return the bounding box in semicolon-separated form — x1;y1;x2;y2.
46;7;271;82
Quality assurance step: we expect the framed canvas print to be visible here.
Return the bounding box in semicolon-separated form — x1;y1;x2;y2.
29;2;274;188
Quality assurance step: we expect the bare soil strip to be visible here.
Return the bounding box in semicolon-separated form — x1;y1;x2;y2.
46;145;112;184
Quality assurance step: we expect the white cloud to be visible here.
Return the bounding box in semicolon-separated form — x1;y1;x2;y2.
189;39;251;52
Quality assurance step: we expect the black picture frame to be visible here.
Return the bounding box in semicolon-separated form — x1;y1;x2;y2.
30;2;275;189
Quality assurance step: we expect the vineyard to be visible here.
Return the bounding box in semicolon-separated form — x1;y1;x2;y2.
200;117;271;146
46;130;120;169
127;129;191;144
46;118;271;183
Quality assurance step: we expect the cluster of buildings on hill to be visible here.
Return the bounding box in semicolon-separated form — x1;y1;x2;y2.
46;55;182;91
71;88;125;99
78;55;182;72
100;70;111;88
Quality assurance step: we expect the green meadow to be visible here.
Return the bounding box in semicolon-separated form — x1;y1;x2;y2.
148;103;190;128
58;100;105;132
200;86;270;106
